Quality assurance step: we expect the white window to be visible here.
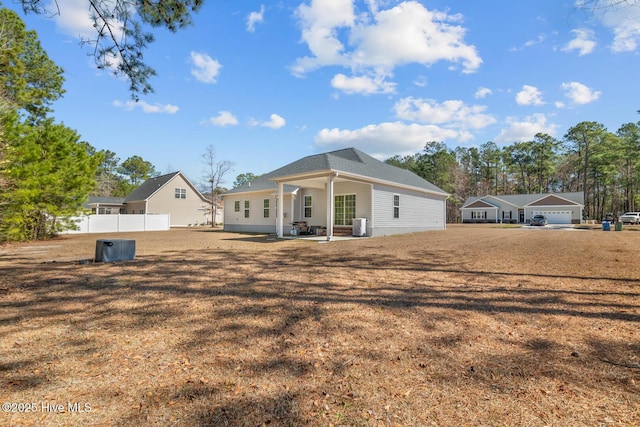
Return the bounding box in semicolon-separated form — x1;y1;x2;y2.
393;195;400;219
472;211;487;219
244;200;250;218
175;188;186;199
263;199;270;218
304;195;312;218
234;200;240;212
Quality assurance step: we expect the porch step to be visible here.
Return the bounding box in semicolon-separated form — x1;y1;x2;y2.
332;227;353;237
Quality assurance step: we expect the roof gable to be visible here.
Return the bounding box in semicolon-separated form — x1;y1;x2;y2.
464;200;498;209
124;172;206;202
527;194;580;206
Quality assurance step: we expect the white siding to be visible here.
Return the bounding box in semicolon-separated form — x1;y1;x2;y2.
499;208;518;223
223;192;295;233
223;181;447;236
333;181;372;221
296;188;327;226
372;184;445;236
461;207;499;223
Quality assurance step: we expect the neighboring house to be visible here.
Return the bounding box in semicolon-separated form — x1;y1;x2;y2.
85;172;213;226
223;147;449;239
460;192;585;224
85;196;126;215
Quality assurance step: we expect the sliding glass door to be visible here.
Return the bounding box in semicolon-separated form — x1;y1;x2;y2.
334;194;356;226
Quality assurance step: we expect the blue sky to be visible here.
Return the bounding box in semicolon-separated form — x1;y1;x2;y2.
7;0;640;188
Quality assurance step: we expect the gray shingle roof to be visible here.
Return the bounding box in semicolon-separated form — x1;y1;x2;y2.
86;196;126;205
224;174;298;195
225;148;447;195
124;172;180;202
83;196;125;209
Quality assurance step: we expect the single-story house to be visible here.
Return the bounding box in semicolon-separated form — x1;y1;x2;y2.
460;192;585;224
222;147;449;240
85;171;216;226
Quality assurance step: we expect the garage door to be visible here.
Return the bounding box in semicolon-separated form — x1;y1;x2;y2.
533;211;572;224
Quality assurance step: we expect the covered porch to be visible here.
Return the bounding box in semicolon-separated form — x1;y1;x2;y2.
273;171;371;241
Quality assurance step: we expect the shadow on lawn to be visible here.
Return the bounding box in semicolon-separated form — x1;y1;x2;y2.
2;243;640;425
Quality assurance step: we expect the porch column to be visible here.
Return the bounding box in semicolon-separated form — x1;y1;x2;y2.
277;181;284;238
326;174;334;241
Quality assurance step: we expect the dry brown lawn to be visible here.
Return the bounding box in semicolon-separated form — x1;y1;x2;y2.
1;224;639;426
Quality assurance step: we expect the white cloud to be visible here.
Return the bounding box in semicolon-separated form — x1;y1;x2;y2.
583;1;640;52
413;76;428;87
47;0;131;71
113;100;179;114
562;28;596;56
561;81;601;104
524;34;546;48
247;5;265;32
349;2;481;72
331;73;396;95
509;34;547;52
393;97;496;129
250;114;286;129
475;87;492;99
515;85;544;106
48;0;101;39
611;20;640;51
292;1;481;87
494;114;558;143
190;52;222;84
206;111;238;127
314;121;465;158
292;0;355;74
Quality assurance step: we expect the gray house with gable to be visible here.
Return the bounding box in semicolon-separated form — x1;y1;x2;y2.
223;148;449;239
460;192;585;224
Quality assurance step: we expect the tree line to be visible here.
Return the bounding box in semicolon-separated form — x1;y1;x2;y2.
386;119;640;223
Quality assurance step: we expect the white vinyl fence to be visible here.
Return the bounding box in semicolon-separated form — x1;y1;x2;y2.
62;214;170;234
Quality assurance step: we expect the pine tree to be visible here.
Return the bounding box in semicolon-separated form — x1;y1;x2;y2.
0;117;100;241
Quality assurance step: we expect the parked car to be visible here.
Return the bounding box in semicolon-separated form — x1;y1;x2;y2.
619;212;640;224
530;214;548;226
